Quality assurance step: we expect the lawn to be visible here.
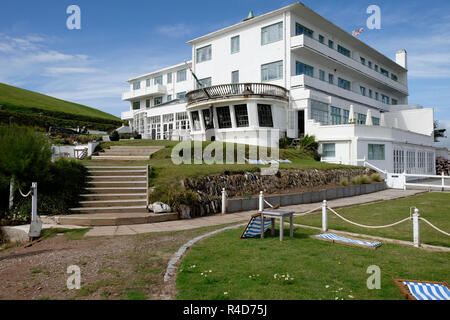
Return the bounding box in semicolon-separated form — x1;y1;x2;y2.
294;192;450;247
176;226;449;300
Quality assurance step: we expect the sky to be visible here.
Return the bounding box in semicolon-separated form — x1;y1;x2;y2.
0;0;449;147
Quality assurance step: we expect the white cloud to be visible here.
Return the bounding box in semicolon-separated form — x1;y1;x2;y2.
156;24;193;37
45;67;100;75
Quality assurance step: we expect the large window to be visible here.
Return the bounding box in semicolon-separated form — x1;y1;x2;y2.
154;75;163;85
295;23;313;38
360;86;366;96
191;111;201;131
337;45;351;57
231;70;239;84
295;61;314;77
310;100;329;125
167;72;172;84
257;104;273;127
231;35;240;54
132;101;140;110
381;94;390;104
154;96;162;105
343;109;349;124
176;112;190;130
391;73;398;81
392;98;398;105
261;60;283;82
372;117;380;126
216;106;232;129
202;109;213;129
322;143;336;158
357;113;367;124
368;144;385;160
406;150;416;172
427;152;434;173
418;151;426;168
338;77;351;90
234;104;249;127
331;106;341;125
196;45;212;63
261;22;283;45
133;81;140;90
394;149;405;173
177;69;187;82
197;77;211;88
380;68;389;77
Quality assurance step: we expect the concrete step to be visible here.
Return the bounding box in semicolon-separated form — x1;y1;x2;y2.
70;205;148;214
80;193;147;201
86;187;147;194
86;166;148;170
79;199;147;208
55;212;178;226
89;175;147;182
90;181;147;188
91;155;150;161
88;170;147;176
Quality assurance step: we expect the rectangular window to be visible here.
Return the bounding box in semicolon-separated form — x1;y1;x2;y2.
146;79;151;87
216;106;232;129
427;152;434;173
368;144;385;160
262;21;283;45
191;111;201;131
167;73;172;84
261;60;283;82
357;113;367;125
234;104;249;127
375;92;379;101
343;109;349;124
331;106;342;125
196;45;212;63
257;104;273;127
406;151;416;172
197;77;211;88
375;65;379;72
391;74;398;81
202;109;213;129
319;35;324;44
338;77;351;90
380;68;389;77
154;97;163;105
133;81;141;90
146;99;150;108
322;143;336;158
369;89;373;99
154;75;163;85
328;74;334;84
177;91;186;100
231;70;239;84
392;98;398;105
177;69;187;82
368;61;372;69
132;101;140;110
372;117;380;126
360;86;366;96
295;23;313;38
231;35;240;54
295;61;314;77
328;40;334;49
167;94;172;102
381;94;390;104
310;100;329;125
418;151;426;168
337;45;351;57
319;70;325;81
360;57;366;65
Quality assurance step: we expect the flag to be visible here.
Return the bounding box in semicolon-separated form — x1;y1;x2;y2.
352;27;364;36
184;61;202;88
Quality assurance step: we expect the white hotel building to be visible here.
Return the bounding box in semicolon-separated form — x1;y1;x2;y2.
121;2;437;174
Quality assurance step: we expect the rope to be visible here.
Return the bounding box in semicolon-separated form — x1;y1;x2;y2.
18;187;32;198
264;199;274;208
327;207;411;229
293;206;323;217
420;218;450;237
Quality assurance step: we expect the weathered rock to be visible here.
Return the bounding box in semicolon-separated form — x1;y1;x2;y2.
148;202;171;213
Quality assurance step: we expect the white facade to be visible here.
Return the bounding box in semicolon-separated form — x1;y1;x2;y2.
121;2;440;173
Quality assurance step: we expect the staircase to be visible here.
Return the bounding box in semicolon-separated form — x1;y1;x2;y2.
91;145;164;161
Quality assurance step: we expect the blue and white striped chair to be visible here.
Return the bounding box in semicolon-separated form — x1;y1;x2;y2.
241;213;272;238
312;233;382;249
393;279;450;300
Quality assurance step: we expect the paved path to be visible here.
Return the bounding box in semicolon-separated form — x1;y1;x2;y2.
84;189;424;237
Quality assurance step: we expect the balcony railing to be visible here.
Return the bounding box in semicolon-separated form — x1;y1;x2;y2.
186;83;289;106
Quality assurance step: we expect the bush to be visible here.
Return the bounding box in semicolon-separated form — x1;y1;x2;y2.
119;133;133;140
133;131;142;140
351;176;363;185
109;130;120;141
361;175;372;184
279;137;293;149
149;184;198;213
370;173;383;182
296;135;320;161
340;179;349;186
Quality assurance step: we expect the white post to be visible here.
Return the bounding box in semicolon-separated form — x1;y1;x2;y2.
403;171;407;190
259;191;264;212
442;172;445;192
412;208;420;248
221;188;226;214
31;182;38;223
322;200;328;232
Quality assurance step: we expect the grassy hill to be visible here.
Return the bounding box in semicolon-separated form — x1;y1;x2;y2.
0;83;122;131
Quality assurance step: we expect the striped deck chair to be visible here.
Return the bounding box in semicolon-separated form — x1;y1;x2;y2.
241;213;272;238
312;233;382;249
393;279;450;300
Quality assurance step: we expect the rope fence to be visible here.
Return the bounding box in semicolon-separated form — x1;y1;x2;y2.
18;187;32;198
327;207;411;229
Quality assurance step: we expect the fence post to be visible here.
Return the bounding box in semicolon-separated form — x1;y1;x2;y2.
412;208;420;248
259;191;264;212
31;182;38;223
322;200;328;232
221;188;226;214
403;171;407;190
442;172;445;192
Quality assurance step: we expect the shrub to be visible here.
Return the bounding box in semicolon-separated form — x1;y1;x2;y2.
340;179;349;186
109;130;120;141
361;175;372;184
370;173;383;182
133;131;142;140
296;135;320;161
351;176;363;185
149;184;198;213
119;133;133;140
279;137;293;149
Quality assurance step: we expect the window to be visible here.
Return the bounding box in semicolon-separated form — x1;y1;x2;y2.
381;94;390;104
202;109;213;129
196;45;212;63
319;70;325;81
406;151;416;172
328;40;334;49
368;89;373;99
261;60;283;82
418;151;426;168
231;70;239;84
360;86;366;96
191;111;201;131
338;45;351;57
343;109;349;124
295;23;313;38
427;152;434;173
167;94;172;102
146;79;151;87
338;77;351;90
372;117;380;126
322;143;336;158
331;106;342;125
132;101;140;110
392;98;398;105
262;22;283;45
374;65;379;72
133;81;141;90
177;69;187;82
231;35;240;54
328;74;334;84
163;113;174;123
257;104;273;127
216;106;232;129
154;75;163;85
380;68;389;77
391;73;398;81
394;149;405;173
368;61;372;69
176;112;190;130
319;35;324;44
167;73;172;84
357;113;367;124
234;104;249;127
177;91;186;100
310;100;329;125
360;57;366;65
375;92;379;101
154;96;162;105
197;77;211;88
295;61;314;77
368;144;385;160
146;99;150;108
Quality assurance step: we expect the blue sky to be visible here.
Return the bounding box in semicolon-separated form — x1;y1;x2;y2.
0;0;449;146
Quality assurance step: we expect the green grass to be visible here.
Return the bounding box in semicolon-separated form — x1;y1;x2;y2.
0;82;119;121
40;228;91;240
176;226;449;300
294;192;450;247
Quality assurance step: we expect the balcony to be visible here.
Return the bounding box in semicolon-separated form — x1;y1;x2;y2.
122;84;166;101
291;34;408;95
186;83;289;107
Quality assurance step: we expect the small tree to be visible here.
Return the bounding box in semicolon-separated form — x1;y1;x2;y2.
434;121;447;142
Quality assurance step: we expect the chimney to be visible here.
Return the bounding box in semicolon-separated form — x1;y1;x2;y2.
396;49;407;69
